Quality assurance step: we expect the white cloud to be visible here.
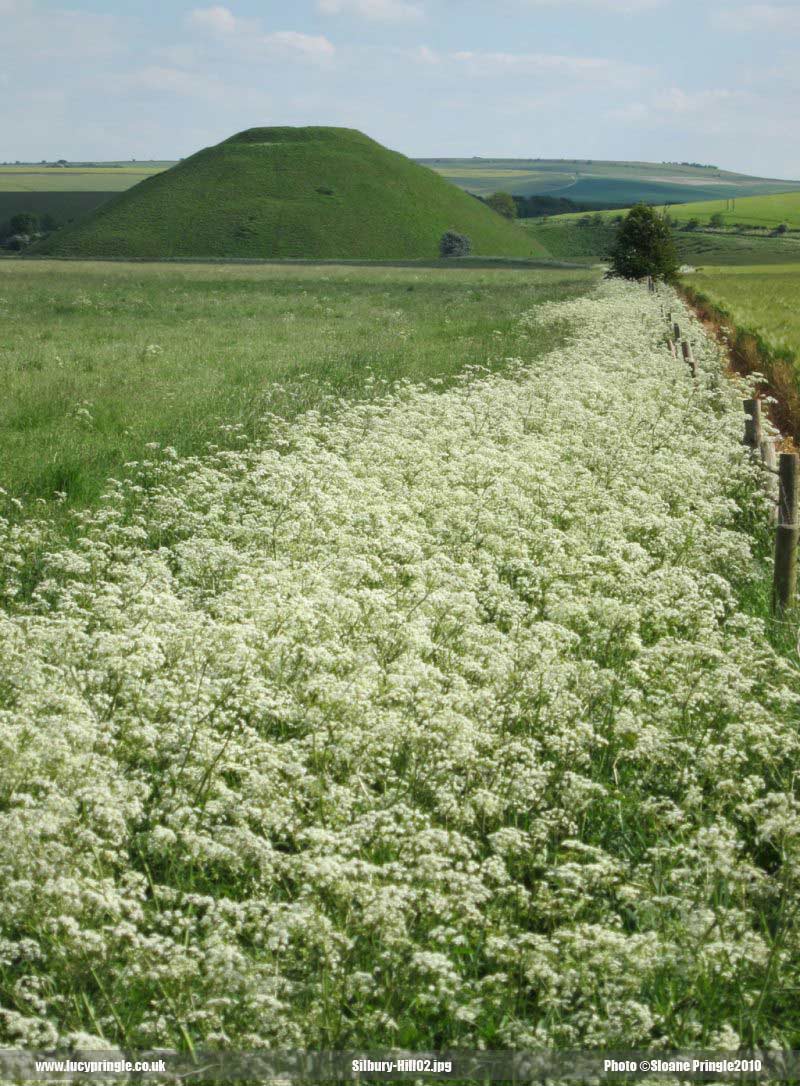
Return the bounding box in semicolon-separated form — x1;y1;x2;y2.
654;87;739;115
189;5;240;33
412;44;439;63
608;85;749;133
1;4;121;60
715;4;800;31
450;50;650;87
265;30;336;57
134;66;226;100
520;0;664;10
189;6;335;59
609;102;649;122
317;0;424;20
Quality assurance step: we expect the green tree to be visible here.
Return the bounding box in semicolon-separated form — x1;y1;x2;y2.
709;212;725;228
10;211;38;235
608;204;678;283
486;191;517;219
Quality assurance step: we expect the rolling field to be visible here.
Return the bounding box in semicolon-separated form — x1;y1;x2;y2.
546;191;800;231
0;166;167;191
0;166;168;231
523;217;800;266
2;278;799;1053
418;157;800;205
668;192;800;230
675;230;800;266
0;259;593;517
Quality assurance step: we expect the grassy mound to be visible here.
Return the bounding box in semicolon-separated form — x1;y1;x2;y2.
32;127;540;260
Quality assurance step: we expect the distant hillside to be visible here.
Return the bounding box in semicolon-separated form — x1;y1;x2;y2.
419;158;800;207
657;191;800;230
32;128;539;261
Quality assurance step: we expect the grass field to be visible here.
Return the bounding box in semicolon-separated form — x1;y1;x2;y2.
674;230;800;265
0;166;166;192
520;217;618;263
683;264;800;446
522;217;800;266
0;259;595;518
33;128;539;261
686;264;800;359
545;191;800;232
3;279;800;1052
667;192;800;230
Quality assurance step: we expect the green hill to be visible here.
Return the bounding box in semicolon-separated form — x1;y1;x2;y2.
32;128;539;261
658;191;800;230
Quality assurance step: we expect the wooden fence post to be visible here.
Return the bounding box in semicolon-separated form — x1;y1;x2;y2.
681;340;696;377
761;438;779;525
673;322;681;342
743;399;762;449
773;452;798;614
668;338;677;359
778;451;797;524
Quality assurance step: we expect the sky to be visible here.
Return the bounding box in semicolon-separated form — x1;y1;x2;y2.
2;0;799;178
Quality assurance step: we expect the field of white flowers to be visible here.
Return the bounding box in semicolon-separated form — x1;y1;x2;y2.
1;279;799;1053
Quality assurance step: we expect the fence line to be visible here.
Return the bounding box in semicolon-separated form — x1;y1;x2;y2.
654;280;797;616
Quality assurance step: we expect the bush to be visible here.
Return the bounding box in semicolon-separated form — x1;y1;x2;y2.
439;231;472;258
608;203;678;283
684;218;701;232
709;212;725;228
775;223;789;235
10;212;38;235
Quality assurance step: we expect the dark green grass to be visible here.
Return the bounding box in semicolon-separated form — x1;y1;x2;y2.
0;259;597;522
676;231;800;266
521;218;618;263
32;128;542;261
524;218;800;267
0;192;115;235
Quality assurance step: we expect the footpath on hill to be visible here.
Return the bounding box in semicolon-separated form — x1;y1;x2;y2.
1;280;799;1053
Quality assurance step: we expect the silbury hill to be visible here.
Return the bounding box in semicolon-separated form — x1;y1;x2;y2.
32;127;539;261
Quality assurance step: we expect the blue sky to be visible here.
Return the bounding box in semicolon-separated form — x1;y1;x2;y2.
2;0;799;178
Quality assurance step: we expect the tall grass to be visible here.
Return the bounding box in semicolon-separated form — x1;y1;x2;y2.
0;260;596;521
683;265;800;444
